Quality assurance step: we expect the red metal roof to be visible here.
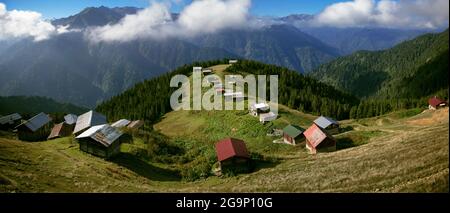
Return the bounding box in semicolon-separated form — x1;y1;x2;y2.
303;124;334;149
428;97;447;108
215;138;250;162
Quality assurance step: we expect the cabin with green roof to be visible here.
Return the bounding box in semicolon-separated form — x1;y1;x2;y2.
282;125;305;145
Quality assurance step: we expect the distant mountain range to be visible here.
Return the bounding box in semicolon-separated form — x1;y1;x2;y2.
0;6;438;107
311;29;449;99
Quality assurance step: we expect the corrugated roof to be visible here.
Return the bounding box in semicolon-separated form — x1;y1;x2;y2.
215;138;250;162
73;110;107;134
0;113;22;125
64;114;78;125
128;120;144;129
48;122;64;139
76;124;122;147
252;103;270;110
17;112;51;132
260;112;277;121
313;116;339;129
304;124;334;148
283;125;305;138
111;119;131;128
428;97;447;108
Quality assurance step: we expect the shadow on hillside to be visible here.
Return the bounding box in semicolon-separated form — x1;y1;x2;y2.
252;159;280;173
336;137;358;150
111;153;181;182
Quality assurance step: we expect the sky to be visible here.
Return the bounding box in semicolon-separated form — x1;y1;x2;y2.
1;0;342;19
1;0;448;42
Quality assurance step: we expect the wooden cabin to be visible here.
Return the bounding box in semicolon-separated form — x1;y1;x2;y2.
73;110;107;135
224;92;244;102
127;120;144;130
76;124;123;159
15;112;52;142
202;69;213;75
428;96;448;110
64;114;78;125
0;113;22;129
229;60;238;64
250;103;270;117
193;67;202;73
313;116;340;135
215;138;250;172
260;112;277;123
282;125;305;145
111;119;131;128
304;124;336;154
48;122;74;140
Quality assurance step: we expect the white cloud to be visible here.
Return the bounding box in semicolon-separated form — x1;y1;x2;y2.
314;0;449;29
87;0;251;42
0;3;69;41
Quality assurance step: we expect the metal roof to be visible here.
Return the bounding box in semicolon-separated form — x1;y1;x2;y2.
20;112;51;132
251;103;270;110
111;119;131;128
313;116;339;129
303;124;334;148
283;125;305;138
127;120;144;129
0;113;22;125
260;112;277;122
428;97;447;107
73;110;107;134
47;122;71;139
76;124;123;147
64;114;78;125
215;138;250;162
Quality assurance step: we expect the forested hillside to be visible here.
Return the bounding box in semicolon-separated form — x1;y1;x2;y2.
0;96;86;116
311;29;449;99
225;60;358;119
96;60;360;125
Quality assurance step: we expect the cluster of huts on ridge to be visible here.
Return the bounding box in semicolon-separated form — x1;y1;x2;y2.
212;116;339;173
0;110;143;159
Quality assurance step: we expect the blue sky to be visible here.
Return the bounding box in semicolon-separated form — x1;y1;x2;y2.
1;0;342;19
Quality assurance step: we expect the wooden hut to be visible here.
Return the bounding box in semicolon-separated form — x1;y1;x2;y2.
250;103;270;117
76;124;123;159
111;119;131;128
313;116;340;135
229;60;238;64
304;124;336;154
48;122;73;140
193;67;202;73
73;110;107;135
260;112;277;123
428;96;448;110
64;114;78;125
15;112;52;141
0;113;22;129
127;120;144;130
215;138;250;171
282;125;305;145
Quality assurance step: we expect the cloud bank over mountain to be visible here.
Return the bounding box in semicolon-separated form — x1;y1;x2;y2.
314;0;449;29
1;0;448;43
0;3;69;41
86;0;252;42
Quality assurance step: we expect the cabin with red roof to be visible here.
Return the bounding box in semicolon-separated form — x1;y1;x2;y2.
215;138;250;171
428;96;447;110
304;124;336;154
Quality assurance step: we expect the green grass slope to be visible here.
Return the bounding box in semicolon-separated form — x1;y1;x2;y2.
0;105;447;192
